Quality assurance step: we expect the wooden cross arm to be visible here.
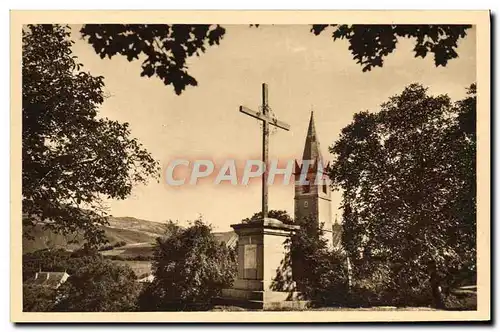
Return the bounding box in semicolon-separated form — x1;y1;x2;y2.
239;106;291;131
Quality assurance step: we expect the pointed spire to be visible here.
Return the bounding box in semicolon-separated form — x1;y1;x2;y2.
307;110;317;138
301;110;323;163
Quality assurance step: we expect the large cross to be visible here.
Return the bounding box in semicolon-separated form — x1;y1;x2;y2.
240;83;290;219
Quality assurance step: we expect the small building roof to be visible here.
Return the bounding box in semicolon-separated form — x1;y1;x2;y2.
25;271;69;288
213;231;238;248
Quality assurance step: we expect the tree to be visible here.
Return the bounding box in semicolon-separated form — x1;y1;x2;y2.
22;247;107;282
328;83;476;308
23;285;57;312
23;249;71;281
138;219;236;311
81;24;471;93
241;209;294;224
54;260;140;312
288;217;348;306
22;24;159;247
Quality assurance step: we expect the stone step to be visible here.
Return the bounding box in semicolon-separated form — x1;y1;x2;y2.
213;297;264;310
222;288;264;301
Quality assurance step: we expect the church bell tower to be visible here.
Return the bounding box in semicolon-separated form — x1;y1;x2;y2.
294;111;333;244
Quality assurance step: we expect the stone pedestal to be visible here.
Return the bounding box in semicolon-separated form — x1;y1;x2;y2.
219;218;308;310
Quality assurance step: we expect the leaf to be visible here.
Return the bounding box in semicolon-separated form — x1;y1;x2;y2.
80;24;226;95
312;24;471;72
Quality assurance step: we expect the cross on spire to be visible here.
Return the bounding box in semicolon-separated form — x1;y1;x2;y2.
239;83;290;219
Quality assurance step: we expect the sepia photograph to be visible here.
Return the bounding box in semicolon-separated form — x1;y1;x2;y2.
10;10;490;323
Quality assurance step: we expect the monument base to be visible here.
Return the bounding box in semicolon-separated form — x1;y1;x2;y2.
218;282;309;310
215;218;308;310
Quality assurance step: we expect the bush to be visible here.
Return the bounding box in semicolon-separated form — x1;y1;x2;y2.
347;259;443;308
289;217;349;307
444;292;477;311
108;254;152;261
98;241;128;251
98;244;115;251
23;248;105;281
242;210;294;224
137;219;236;311
54;260;140;312
23;284;57;312
23;248;72;281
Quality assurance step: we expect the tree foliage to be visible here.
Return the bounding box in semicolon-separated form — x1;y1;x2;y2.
80;24;225;95
329;83;476;308
311;25;471;72
54;259;140;312
23;249;72;281
23;248;141;312
81;24;471;92
138;219;236;311
289;217;349;306
242;209;294;224
22;24;159;247
22;248;104;281
23;284;57;312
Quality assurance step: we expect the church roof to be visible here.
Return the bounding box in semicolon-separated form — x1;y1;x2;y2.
301;111;324;163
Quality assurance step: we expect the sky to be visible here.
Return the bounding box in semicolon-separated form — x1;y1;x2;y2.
69;24;476;231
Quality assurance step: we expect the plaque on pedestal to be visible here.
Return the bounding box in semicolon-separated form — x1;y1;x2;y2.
218;218;309;310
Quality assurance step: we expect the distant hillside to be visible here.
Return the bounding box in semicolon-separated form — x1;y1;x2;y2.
23;216;169;253
106;216;170;238
23;216;238;255
22;224;84;254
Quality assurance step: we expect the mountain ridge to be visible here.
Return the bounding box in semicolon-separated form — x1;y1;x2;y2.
23;216;236;253
23;216;168;253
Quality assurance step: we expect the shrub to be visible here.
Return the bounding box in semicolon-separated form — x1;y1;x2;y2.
23;248;72;281
98;244;115;251
137;219;236;311
289;217;349;307
115;241;127;248
23;284;57;312
54;260;140;312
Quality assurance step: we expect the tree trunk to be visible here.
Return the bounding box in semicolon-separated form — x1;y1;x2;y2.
346;255;353;291
429;262;446;309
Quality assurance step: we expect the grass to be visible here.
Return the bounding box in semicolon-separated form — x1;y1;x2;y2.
100;243;154;258
210;305;252;312
23;223;159;253
210;305;444;312
306;306;438;311
210;291;478;312
102;226;157;245
444;292;477;311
